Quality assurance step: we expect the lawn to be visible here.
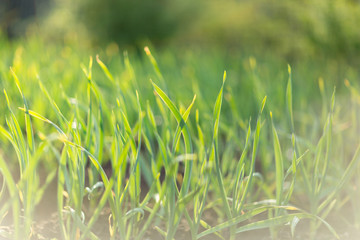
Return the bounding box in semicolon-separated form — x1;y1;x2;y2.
0;34;359;239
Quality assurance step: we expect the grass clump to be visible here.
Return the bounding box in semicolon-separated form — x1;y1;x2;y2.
0;36;359;240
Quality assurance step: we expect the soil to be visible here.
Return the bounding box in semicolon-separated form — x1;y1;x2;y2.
3;202;360;240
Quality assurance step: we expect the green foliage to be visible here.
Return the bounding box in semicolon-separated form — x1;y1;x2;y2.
184;0;360;62
46;0;196;48
45;0;360;61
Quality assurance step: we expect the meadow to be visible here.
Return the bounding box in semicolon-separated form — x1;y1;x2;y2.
0;34;360;239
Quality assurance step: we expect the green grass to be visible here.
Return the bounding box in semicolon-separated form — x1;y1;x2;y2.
0;35;360;240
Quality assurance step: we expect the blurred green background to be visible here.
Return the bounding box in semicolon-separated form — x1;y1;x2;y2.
2;0;360;63
1;0;360;125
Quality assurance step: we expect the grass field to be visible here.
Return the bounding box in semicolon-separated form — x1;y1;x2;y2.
0;35;360;239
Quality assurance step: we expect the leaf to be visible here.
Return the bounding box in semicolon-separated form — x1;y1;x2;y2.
18;108;66;137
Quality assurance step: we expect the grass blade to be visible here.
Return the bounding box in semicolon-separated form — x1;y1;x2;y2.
270;112;284;210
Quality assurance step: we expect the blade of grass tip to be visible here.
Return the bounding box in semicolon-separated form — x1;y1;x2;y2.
120;110;133;140
85;56;111;134
151;80;193;193
260;96;267;114
96;55;114;83
212;71;232;218
142;80;194;240
270;111;284;212
87;56;93;80
330;87;336;113
172;94;196;152
0;125;16;148
212;71;226;142
237;96;266;212
124;51;136;83
168;95;197;239
9;67;22;97
18;108;66;137
85;66;106;165
319;77;328;121
3;89;12;111
144;47;165;87
286;67;311;197
286;65;294;132
151;80;182;122
10;67;35;154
